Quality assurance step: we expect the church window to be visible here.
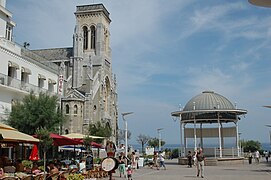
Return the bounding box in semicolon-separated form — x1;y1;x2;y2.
83;26;88;50
90;25;96;49
74;105;78;114
66;104;69;114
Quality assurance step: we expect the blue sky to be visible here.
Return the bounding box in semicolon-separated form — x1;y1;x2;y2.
7;0;271;146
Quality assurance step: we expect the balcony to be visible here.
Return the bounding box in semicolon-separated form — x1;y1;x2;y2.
0;72;57;96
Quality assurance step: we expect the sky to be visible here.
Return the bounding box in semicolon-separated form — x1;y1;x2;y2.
6;0;271;146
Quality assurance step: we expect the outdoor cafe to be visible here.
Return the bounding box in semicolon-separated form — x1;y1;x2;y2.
0;123;108;179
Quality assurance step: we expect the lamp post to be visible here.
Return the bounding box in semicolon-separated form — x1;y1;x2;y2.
122;112;133;156
157;128;163;151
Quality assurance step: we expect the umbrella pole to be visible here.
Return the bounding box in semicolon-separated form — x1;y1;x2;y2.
43;151;46;180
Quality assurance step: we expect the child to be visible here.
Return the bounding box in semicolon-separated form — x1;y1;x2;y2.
127;165;133;180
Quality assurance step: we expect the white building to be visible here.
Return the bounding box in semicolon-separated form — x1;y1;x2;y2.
0;0;59;121
0;1;118;142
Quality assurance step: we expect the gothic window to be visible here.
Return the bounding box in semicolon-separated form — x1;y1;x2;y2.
66;104;69;114
83;26;88;50
90;25;96;49
74;105;78;114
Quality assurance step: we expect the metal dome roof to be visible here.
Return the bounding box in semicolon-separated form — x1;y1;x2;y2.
171;91;247;123
183;91;235;111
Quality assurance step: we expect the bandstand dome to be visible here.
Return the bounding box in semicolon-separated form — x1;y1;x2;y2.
171;91;247;123
183;91;235;111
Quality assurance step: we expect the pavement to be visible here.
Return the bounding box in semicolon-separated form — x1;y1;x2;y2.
101;158;271;180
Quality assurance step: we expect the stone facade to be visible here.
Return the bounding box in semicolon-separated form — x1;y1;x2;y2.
0;2;118;143
30;4;118;142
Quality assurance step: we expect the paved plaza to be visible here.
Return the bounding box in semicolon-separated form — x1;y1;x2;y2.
104;158;271;180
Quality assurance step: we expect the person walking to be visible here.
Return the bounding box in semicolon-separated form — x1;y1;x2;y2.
248;151;253;164
159;151;166;170
255;150;260;164
118;152;127;178
264;151;269;162
187;151;192;168
196;148;205;178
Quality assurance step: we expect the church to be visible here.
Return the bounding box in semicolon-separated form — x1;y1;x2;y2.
0;1;118;142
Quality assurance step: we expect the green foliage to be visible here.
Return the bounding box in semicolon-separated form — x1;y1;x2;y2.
36;127;53;153
83;136;93;152
241;140;262;152
7;92;64;134
136;134;150;153
118;129;131;143
88;121;111;143
22;160;33;169
67;174;85;180
147;137;165;149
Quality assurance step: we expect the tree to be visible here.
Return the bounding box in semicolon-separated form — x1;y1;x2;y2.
241;140;262;152
118;129;131;144
35;127;53;180
136;134;150;153
7;92;64;135
88;121;112;143
148;137;165;150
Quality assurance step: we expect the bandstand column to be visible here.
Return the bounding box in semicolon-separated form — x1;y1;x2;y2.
236;121;240;157
193;102;197;151
200;123;203;148
218;112;222;158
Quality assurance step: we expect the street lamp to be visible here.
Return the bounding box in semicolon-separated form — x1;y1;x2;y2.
249;0;271;7
157;128;163;151
122;112;133;156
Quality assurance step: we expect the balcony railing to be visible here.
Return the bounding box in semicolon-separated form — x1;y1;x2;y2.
0;73;57;96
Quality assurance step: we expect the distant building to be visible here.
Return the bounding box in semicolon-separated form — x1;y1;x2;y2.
0;1;118;142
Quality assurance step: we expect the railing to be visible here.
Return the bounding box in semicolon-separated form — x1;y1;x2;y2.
0;73;57;96
183;147;243;158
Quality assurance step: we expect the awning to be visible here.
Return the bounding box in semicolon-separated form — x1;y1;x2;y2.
21;67;32;74
38;74;46;80
8;61;19;69
0;130;39;143
48;78;57;84
63;133;105;139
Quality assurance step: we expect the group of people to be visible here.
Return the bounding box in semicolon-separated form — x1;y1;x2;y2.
150;151;166;170
187;148;205;178
118;151;139;180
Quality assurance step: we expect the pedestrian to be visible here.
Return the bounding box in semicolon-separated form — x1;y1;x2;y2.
193;150;197;167
118;152;127;178
187;151;192;168
264;151;269;162
131;151;138;169
152;151;159;170
196;148;205;178
159;151;166;170
248;151;253;164
127;165;133;180
255;150;260;164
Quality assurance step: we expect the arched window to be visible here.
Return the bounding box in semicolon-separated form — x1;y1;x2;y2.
83;26;88;50
74;105;78;114
65;104;69;114
90;25;96;49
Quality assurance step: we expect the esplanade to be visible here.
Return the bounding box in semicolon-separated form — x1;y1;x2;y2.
171;91;247;165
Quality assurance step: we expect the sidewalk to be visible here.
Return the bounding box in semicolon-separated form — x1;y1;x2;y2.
103;158;271;180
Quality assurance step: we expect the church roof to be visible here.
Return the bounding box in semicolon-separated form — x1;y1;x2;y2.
30;47;73;61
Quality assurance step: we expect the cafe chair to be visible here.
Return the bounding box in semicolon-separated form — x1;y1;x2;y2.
3;166;16;173
21;175;33;180
1;177;18;180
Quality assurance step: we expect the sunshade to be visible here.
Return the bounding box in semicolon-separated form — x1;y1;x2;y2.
0;128;39;143
34;133;81;146
63;133;105;139
29;144;39;161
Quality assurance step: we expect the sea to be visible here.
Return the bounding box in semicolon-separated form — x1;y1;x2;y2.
130;142;271;153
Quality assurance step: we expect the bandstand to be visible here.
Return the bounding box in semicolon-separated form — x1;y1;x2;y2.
171;91;247;163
